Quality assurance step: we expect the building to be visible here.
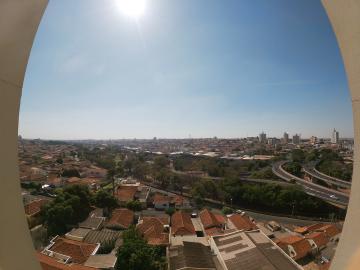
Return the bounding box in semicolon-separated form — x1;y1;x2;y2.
332;128;340;144
283;132;289;144
37;252;97;270
210;230;300;270
169;241;216;270
106;208;134;230
292;134;301;145
42;236;100;264
171;211;196;237
137;216;170;246
199;209;226;236
310;136;318;145
227;213;257;231
276;235;312;261
259;132;267;144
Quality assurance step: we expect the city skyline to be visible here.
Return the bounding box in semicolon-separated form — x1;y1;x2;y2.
19;0;353;139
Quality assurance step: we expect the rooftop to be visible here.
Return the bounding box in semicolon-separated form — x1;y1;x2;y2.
171;211;196;236
169;241;216;270
107;208;134;229
212;230;300;270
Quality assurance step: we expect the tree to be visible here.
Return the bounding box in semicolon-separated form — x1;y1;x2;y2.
222;207;233;215
61;168;80;178
165;207;175;216
41;185;93;236
126;200;142;212
94;190;118;211
116;227;166;270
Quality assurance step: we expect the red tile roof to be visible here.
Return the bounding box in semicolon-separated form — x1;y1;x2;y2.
277;235;312;260
294;223;324;235
153;194;171;204
137;217;169;246
37;252;98;270
24;199;49;216
306;232;329;248
228;214;257;231
107;208;134;229
205;227;224;236
171;211;196;236
48;237;98;264
116;186;137;202
316;224;341;238
199;209;222;229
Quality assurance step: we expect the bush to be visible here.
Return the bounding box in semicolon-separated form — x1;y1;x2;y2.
222;207;233;215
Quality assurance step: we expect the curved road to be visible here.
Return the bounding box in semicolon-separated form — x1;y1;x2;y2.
272;161;349;206
303;164;351;189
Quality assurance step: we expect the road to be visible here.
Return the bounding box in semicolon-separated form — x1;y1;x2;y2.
145;183;337;227
303;164;351;189
272;161;349;206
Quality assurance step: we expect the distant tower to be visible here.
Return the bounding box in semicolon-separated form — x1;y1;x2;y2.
283;132;289;144
293;134;301;144
331;128;339;144
259;132;267;143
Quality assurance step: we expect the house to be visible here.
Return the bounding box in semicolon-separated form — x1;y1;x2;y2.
171;211;196;237
199;209;225;236
79;210;105;230
115;186;138;206
106;208;134;230
84;254;117;270
305;232;329;251
294;223;324;235
137;216;170;246
277;235;313;261
65;228;91;242
42;236;100;264
24;198;49;217
153;194;171;210
227;213;257;231
315;224;341;242
169;241;216;270
83;229;123;247
210;230;300;270
170;195;191;209
37;252;98;270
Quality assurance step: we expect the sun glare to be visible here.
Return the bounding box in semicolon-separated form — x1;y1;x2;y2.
116;0;146;19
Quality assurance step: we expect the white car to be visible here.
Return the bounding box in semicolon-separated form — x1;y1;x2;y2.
329;194;338;200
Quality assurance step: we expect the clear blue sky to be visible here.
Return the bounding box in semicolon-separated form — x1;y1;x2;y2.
19;0;353;140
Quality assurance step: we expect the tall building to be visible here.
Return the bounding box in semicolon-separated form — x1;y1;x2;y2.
310;136;318;144
259;132;267;144
293;134;301;144
331;128;339;144
283;132;289;144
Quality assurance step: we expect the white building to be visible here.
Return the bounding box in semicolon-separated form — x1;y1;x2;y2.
332;128;340;144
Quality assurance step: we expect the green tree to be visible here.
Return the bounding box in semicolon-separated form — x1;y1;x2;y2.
126;200;142;212
94;190;118;211
165;207;175;216
116;227;166;270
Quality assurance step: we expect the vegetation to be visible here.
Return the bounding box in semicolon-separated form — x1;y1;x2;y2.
94;190;118;212
222;206;233;215
165;207;175;216
61;168;80;178
115;226;166;270
97;239;116;254
126;200;142;212
283;162;303;178
41;185;92;236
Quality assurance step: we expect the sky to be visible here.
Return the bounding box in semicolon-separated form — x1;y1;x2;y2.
19;0;353;140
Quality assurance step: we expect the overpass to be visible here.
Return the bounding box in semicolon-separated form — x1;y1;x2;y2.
302;163;352;190
272;161;349;206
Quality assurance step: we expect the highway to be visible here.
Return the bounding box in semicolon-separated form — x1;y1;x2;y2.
302;164;351;189
272;161;349;206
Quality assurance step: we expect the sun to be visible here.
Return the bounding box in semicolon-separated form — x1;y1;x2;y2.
116;0;146;19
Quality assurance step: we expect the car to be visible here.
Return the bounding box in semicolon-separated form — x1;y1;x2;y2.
329;194;339;200
191;213;198;218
